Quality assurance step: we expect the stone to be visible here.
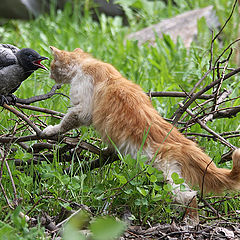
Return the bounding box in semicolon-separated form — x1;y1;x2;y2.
127;6;220;48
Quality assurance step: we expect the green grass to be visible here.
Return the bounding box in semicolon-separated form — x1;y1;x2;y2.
0;0;240;239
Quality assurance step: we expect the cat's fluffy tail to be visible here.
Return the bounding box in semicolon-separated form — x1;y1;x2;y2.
158;144;240;194
184;147;240;194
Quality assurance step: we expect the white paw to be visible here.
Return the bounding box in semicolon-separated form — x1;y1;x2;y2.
42;125;60;136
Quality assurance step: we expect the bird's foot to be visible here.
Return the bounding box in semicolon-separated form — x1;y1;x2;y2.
7;94;17;105
0;94;17;106
0;95;10;106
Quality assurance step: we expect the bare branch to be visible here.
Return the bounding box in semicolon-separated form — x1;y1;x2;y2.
147;91;213;99
15;103;65;117
2;103;42;136
14;84;68;104
180;103;237;150
172;66;240;124
202;89;232;123
212;105;240;119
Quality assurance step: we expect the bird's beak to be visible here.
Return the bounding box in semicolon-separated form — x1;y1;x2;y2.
33;56;49;71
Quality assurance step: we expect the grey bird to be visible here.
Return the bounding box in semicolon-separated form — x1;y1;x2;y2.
0;44;48;105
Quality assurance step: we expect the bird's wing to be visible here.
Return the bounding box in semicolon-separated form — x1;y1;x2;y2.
0;44;19;68
0;44;20;54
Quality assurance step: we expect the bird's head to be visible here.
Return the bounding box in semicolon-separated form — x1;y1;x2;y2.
16;48;48;72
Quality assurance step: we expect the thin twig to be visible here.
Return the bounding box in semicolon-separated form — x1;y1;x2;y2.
5;160;18;205
0;182;14;210
172;66;240;124
200;158;214;200
209;30;214;70
212;48;233;111
212;0;238;43
147;91;213;99
2;104;42;136
171;68;213;120
15;103;65;117
212;38;240;82
179;103;237;150
15;84;67;104
203;89;232;123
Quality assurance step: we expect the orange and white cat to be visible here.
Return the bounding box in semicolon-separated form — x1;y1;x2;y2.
43;46;240;222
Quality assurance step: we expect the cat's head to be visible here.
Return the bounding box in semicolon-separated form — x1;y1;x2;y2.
50;46;85;84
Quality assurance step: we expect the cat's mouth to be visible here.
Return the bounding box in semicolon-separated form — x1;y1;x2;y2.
33;57;49;71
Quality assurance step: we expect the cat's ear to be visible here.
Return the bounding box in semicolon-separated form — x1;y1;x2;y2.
74;48;83;53
50;46;62;59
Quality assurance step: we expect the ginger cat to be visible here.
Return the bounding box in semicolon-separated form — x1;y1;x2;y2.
43;46;240;222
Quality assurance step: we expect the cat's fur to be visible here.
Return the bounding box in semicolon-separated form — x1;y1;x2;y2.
43;46;240;221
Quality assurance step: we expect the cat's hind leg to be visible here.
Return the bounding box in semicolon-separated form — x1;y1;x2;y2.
154;159;199;225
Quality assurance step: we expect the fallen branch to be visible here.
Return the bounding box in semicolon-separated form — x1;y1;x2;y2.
15;103;65;117
180;103;237;150
212;105;240;119
172;66;240;124
147;91;214;99
202;89;232;123
14;84;67;104
2;103;42;136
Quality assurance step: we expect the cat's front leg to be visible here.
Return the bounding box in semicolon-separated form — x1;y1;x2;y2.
42;110;78;136
42;105;91;136
42;124;61;136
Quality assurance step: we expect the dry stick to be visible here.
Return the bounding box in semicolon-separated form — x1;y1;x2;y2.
190;104;240;125
153;67;233;117
173;36;240;124
18;142;30;151
213;0;238;44
146;91;213;99
179;103;237;150
0;135;23;208
0;147;14;210
202;199;220;217
15;84;67;104
212;39;240;83
177;66;234;115
172;66;240;124
203;89;232;124
0;147;8;181
212;105;240;119
184;132;240;140
0;134;39;143
3;102;101;155
0;133;102;160
0;182;14;210
200;158;214;201
27;142;54;153
82;152;119;173
3;103;42;136
64;137;101;155
171;68;213;120
212;49;233;113
16;103;65;117
179;84;206;116
192;95;240;114
5;160;18;205
211;0;238;81
209;29;214;70
190;99;240;131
